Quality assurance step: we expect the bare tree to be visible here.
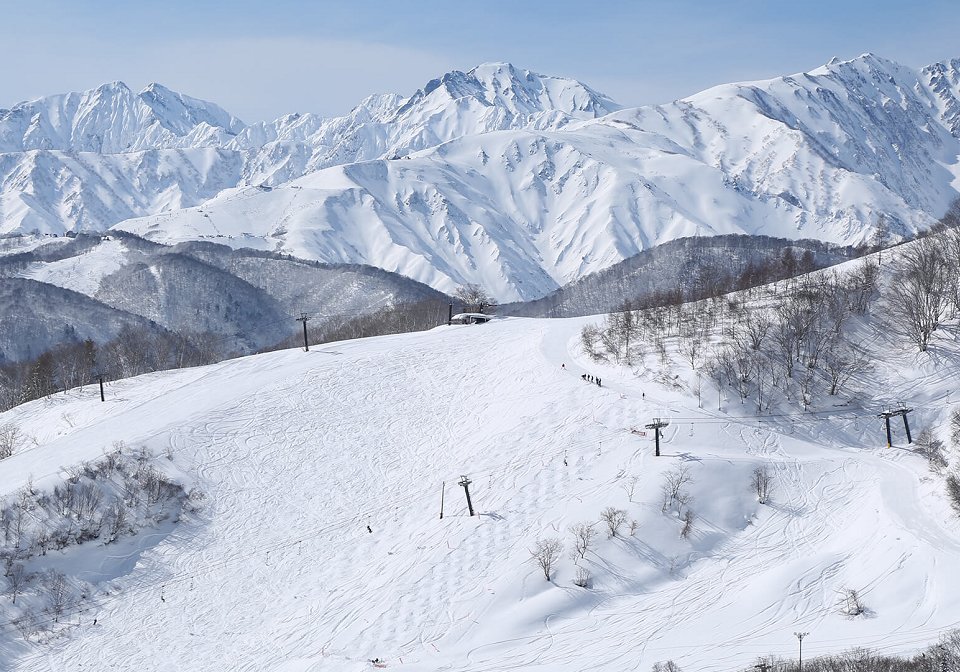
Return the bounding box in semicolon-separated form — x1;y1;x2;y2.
600;507;628;537
913;430;948;473
43;570;71;622
847;258;879;314
622;475;640;502
7;562;29;604
751;465;773;504
946;474;960;516
951;408;960;448
661;466;694;514
678;325;707;369
569;522;597;560
105;499;129;543
0;423;22;459
651;662;684;672
887;236;950;352
841;588;867;616
530;538;563;581
580;324;606;361
680;509;695;539
740;311;771;352
573;566;591;588
455;284;497;314
601;305;643;365
822;340;870;395
872;215;892;264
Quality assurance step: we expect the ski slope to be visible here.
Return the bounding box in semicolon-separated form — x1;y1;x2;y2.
1;312;959;671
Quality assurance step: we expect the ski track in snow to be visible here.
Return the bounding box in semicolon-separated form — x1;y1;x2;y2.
2;315;960;671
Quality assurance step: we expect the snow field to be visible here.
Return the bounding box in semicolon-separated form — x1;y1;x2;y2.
0;312;958;671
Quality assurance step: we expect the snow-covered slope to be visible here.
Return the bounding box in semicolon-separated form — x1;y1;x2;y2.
4;56;960;301
1;279;959;670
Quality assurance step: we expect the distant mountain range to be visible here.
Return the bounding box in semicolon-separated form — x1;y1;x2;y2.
2;55;959;303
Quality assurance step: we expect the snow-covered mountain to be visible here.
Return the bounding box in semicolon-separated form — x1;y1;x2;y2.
0;81;245;153
0;232;447;363
3;55;960;300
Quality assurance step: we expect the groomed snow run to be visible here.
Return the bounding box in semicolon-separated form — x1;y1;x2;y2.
1;313;959;671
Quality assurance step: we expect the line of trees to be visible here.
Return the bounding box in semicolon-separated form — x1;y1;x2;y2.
738;628;960;671
0;327;233;412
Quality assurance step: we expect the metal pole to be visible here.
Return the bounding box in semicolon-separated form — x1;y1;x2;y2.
439;481;445;520
902;413;913;444
448;303;453;326
98;375;105;402
885;416;892;448
794;632;808;672
458;475;475;516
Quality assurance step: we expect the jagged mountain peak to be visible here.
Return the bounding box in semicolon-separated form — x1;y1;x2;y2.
397;61;620;121
137;82;245;134
0;80;244;153
93;80;133;95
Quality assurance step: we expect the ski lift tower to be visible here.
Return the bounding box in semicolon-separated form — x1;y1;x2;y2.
877;403;913;447
645;417;670;457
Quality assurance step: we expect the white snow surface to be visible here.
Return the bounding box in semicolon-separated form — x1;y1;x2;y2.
3;55;960;300
1;298;959;670
18;238;128;295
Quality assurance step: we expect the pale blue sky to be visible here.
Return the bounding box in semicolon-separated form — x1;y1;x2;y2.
1;0;957;122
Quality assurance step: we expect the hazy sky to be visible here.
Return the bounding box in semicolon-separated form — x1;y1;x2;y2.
1;0;958;123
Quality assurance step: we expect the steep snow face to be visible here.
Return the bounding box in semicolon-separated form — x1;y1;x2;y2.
922;57;960;137
0;148;245;234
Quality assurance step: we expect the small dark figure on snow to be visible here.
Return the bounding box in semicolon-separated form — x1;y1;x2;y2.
367;525;373;533
596;378;601;387
561;363;565;369
581;374;586;380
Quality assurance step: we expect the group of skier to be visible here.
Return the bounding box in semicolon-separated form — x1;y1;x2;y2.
580;372;601;387
560;363;602;387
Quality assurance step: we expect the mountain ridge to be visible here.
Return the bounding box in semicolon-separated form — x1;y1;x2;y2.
2;55;960;301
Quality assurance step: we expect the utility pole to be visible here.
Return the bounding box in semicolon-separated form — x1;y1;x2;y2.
877;405;913;447
458;475;475;516
439;481;445;520
794;632;808;672
447;303;453;326
96;373;105;402
645;418;670;457
296;313;311;351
